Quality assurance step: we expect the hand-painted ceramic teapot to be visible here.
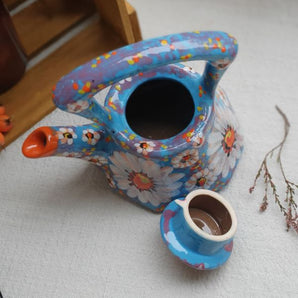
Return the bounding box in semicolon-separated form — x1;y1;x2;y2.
22;31;243;212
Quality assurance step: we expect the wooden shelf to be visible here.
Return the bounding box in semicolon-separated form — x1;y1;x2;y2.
0;19;127;146
0;0;142;148
11;0;95;58
3;0;25;10
94;0;142;44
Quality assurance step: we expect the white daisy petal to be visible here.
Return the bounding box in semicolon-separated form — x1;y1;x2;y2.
222;160;230;178
207;93;243;179
109;151;184;207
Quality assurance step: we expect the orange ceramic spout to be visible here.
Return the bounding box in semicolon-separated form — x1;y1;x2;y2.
23;124;107;159
22;127;58;158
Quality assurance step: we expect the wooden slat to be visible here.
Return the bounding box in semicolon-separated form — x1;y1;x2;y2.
11;0;95;58
125;1;142;42
0;19;125;147
3;0;26;11
94;0;136;44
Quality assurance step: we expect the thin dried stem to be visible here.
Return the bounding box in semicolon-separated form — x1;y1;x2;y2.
249;106;298;233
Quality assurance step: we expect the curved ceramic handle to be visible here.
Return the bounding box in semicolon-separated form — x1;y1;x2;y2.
53;31;238;113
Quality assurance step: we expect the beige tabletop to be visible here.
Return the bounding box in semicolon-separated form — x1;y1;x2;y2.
1;0;298;297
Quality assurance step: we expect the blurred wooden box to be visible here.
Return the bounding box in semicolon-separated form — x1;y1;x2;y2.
0;0;142;147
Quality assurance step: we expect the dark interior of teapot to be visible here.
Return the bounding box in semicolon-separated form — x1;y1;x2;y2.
125;78;194;140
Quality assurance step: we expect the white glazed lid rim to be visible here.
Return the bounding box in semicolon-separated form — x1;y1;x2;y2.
176;189;237;242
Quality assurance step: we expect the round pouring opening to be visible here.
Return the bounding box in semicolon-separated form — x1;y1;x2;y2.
188;194;232;236
22;127;58;158
125;78;195;140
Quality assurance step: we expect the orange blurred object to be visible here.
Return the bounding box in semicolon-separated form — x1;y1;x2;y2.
0;114;12;132
0;104;5;114
0;103;13;147
0;132;4;146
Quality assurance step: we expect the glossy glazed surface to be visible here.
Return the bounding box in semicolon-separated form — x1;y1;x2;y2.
160;190;236;270
23;31;243;212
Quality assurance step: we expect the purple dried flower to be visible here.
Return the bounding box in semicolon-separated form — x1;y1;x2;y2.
249;106;297;234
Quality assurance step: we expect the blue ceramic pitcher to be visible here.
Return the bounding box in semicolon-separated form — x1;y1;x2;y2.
22;31;243;212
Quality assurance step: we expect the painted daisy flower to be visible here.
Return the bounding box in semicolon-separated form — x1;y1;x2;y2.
207;106;243;178
192;132;204;147
57;128;77;145
171;149;199;168
109;151;184;207
182;129;195;143
183;66;196;73
104;170;117;189
216;86;231;108
67;99;89;113
60;152;83;158
119;77;132;84
82;129;101;145
134;141;155;156
83;155;108;166
185;168;217;191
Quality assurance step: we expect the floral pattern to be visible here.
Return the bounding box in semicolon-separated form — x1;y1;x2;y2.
82;129;101;145
119;77;132;84
211;57;231;69
160;198;234;270
109;151;184;207
34;31;242;212
56;128;77;145
104;170;117;189
67;99;89;113
171;149;199;168
134;141;155;156
45;75;243;211
183;66;196;73
207;106;243;178
185;168;217;191
192;132;204;147
83;155;108;166
60;151;83;158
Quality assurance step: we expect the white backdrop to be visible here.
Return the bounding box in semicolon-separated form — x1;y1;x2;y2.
1;0;298;297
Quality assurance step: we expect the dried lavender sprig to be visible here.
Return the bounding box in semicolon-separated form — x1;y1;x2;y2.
274;106;298;231
248;108;287;194
249;106;297;233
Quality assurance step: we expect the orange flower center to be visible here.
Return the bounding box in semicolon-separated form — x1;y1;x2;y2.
196;176;206;187
222;125;236;156
86;132;94;140
140;142;148;149
182;154;191;162
129;172;154;191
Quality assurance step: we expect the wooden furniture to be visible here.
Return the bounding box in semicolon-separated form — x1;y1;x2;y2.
0;0;142;147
